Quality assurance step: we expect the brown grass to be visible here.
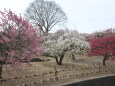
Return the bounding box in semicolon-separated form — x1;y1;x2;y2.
0;55;115;86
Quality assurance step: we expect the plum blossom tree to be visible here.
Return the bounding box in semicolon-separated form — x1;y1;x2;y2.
61;30;89;60
0;9;43;78
87;29;115;66
43;30;89;65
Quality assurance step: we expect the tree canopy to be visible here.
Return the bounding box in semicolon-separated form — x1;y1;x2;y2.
0;9;43;66
87;29;115;66
25;0;67;36
43;30;89;65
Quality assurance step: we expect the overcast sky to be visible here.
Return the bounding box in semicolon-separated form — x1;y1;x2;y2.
0;0;115;33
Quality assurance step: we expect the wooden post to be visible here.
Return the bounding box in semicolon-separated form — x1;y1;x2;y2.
54;66;58;80
98;63;101;74
111;66;114;73
3;81;5;86
82;67;84;76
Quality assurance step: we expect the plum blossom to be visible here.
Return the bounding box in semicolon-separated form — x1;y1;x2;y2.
43;30;89;65
0;9;43;68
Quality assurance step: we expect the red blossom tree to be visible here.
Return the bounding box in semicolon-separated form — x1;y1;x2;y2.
0;9;43;78
88;29;115;66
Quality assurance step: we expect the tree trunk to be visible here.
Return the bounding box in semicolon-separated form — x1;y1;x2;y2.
58;55;64;65
0;66;3;79
55;57;59;65
103;56;109;66
103;59;106;66
43;29;49;36
71;54;75;60
43;32;48;36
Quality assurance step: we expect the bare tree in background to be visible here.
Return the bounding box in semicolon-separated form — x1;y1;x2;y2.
25;0;67;36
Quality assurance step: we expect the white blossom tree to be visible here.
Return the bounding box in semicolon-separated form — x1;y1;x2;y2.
43;30;89;65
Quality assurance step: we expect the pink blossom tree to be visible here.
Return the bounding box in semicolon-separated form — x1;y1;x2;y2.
0;9;43;78
87;29;115;66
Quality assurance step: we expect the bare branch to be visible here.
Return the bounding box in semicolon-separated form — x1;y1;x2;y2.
25;0;67;36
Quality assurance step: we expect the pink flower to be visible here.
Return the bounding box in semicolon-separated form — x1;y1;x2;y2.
0;57;3;61
2;36;9;42
0;9;43;67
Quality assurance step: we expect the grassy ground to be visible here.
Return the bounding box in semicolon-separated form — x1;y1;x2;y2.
0;55;115;86
2;55;115;78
